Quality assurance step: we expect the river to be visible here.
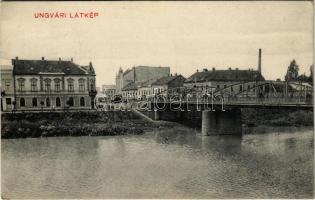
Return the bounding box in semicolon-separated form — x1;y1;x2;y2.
2;126;314;199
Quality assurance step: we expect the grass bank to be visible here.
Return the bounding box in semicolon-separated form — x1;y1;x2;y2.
241;108;313;134
1;111;174;139
242;109;313;127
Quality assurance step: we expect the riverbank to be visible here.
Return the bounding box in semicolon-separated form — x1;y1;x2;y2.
1;111;175;139
241;108;313;134
242;108;313;127
1;109;313;138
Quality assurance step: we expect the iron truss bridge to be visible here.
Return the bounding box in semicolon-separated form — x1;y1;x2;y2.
140;81;313;109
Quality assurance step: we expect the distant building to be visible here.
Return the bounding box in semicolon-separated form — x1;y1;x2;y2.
122;78;156;99
122;74;186;99
102;84;116;98
95;87;101;93
9;57;96;111
184;68;265;95
0;65;14;111
151;74;186;95
184;49;265;95
121;82;139;99
116;66;170;94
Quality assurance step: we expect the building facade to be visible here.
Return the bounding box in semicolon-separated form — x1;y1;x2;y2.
101;84;116;98
9;57;96;111
0;65;14;111
151;74;186;95
121;75;186;99
116;66;170;94
184;68;265;96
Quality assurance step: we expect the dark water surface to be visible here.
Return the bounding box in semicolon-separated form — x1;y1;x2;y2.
2;127;314;199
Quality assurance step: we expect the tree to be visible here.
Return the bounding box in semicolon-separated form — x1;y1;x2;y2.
309;64;313;84
297;73;308;82
285;60;299;81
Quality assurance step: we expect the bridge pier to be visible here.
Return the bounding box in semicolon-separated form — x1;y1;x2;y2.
202;108;242;135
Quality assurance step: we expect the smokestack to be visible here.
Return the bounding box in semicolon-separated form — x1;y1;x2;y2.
258;48;262;73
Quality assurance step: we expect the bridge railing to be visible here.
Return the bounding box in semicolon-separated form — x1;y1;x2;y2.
223;96;313;105
151;94;313;106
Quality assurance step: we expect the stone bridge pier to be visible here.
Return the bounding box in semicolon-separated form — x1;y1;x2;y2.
142;103;243;135
201;108;242;135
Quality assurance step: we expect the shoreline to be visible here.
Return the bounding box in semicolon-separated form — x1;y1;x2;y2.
1;111;179;139
1;110;313;139
244;124;314;135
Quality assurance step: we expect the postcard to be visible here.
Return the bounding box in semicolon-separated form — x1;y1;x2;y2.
0;1;313;199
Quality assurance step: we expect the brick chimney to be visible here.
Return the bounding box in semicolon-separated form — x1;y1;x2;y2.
15;57;18;60
258;48;262;73
59;58;61;61
41;57;45;60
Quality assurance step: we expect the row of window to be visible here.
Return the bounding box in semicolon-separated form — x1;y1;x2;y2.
123;88;166;97
122;84;259;98
19;97;86;108
17;78;95;92
197;84;256;93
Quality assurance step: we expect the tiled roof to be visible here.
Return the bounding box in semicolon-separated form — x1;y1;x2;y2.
152;75;185;86
12;59;90;75
122;77;171;91
185;69;265;83
122;82;140;91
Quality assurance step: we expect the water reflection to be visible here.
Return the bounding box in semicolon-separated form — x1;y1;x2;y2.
2;127;314;199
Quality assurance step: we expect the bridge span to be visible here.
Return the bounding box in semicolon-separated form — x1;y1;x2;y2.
136;81;313;135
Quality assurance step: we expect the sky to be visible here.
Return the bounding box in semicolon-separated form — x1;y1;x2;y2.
0;1;313;87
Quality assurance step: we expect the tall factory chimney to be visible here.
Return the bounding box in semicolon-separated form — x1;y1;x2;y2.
258;48;262;73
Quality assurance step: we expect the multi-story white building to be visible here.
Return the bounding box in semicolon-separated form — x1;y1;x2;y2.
0;64;14;111
8;57;97;111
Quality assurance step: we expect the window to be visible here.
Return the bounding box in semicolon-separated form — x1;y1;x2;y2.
239;85;243;92
67;79;74;92
248;85;251;90
68;97;74;107
79;79;85;92
54;79;61;92
56;97;61;107
20;98;25;107
46;98;50;107
6;98;11;105
32;98;37;107
31;79;37;92
17;78;25;92
80;97;85;106
44;79;51;91
90;79;95;91
231;87;234;92
5;80;10;91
